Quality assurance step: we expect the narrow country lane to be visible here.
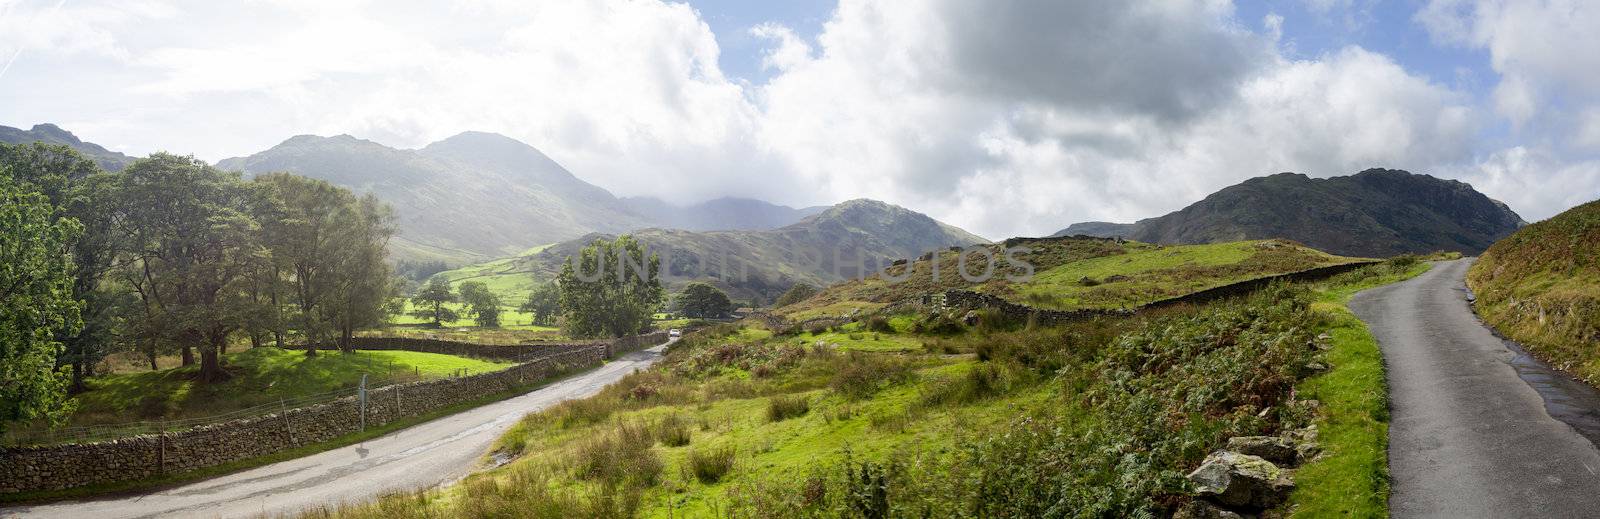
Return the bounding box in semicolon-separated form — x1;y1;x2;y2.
1351;259;1600;517
1;342;672;519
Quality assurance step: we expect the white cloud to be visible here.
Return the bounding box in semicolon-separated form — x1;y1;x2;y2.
0;0;1592;239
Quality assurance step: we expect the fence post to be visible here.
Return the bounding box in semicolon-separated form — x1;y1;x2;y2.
359;374;368;433
281;398;290;445
157;432;166;475
395;385;401;418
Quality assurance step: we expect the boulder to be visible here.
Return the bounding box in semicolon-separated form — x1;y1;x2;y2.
1225;436;1297;466
1186;451;1294;510
1173;499;1247;519
962;310;979;326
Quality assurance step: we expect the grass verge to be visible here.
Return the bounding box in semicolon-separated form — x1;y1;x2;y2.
1288;258;1432;517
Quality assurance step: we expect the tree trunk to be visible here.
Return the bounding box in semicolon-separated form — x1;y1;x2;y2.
250;333;262;349
181;345;195;366
199;332;230;383
146;342;158;371
340;321;354;353
274;330;284;349
219;339;228;355
70;360;86;394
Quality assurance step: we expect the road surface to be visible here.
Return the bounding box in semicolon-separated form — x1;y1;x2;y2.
1;342;672;519
1350;259;1600;517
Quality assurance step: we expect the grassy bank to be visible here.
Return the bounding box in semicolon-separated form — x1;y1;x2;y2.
310;281;1345;518
6;347;510;445
1468;199;1600;384
780;238;1365;321
1287;258;1432;517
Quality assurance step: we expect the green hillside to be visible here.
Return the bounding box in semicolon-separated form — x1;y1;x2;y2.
780;237;1366;320
1468;199;1600;383
314;259;1426;518
434;199;989;305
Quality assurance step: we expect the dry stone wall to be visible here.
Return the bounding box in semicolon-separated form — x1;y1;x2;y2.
0;332;669;495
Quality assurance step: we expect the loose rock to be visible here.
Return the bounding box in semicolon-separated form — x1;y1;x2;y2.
1186;451;1295;510
1174;499;1247;519
1225;436;1298;466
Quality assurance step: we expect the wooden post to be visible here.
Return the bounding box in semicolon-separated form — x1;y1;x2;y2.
359;374;368;433
157;432;167;475
281;398;290;445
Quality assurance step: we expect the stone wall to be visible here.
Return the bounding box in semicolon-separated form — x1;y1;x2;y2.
0;332;669;495
334;337;604;361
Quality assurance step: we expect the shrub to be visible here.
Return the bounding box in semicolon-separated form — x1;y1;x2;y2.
767;394;811;422
918;362;1008;407
806;322;832;335
864;315;895;333
911;314;963;335
842;457;892;519
689;445;736;484
829;351;916;399
1388;254;1421;269
571;421;662;487
656;414;692;447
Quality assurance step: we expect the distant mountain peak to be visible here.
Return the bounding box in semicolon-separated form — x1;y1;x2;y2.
1;122;135;171
1053;168;1523;257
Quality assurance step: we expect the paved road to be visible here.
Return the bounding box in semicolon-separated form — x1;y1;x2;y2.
1351;259;1600;517
1;342;672;519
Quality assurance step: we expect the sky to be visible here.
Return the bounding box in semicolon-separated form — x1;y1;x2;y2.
2;0;1597;240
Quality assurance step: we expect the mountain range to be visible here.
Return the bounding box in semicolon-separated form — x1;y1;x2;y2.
214;132;828;264
1053;169;1526;257
493;198;989;303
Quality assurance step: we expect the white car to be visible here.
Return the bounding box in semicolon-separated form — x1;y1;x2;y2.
668;328;682;338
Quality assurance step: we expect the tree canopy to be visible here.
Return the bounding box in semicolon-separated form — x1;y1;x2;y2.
677;282;733;318
557;235;663;338
0;168;83;433
458;280;502;328
519;283;561;326
411;277;459;327
0;143;398;386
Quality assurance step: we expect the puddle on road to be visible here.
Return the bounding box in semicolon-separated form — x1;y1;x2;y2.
1467;284;1600;447
1501;338;1600;447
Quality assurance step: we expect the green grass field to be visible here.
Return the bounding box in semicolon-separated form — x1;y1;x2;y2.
1015;240;1354;309
6;347;511;444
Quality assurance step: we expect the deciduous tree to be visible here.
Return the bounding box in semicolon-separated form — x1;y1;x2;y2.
519;282;561;326
410;277;458;327
677;282;733;318
116;154;262;382
458;280;502;328
0;169;82;432
557;235;663;338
